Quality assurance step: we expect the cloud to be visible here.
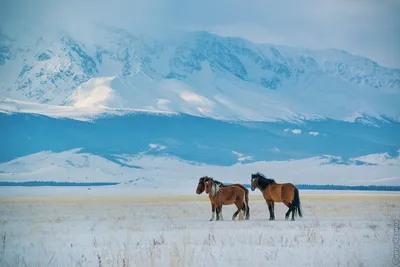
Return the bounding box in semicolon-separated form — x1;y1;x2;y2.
284;128;302;135
309;132;319;136
148;144;167;151
232;151;253;162
291;129;302;135
207;0;400;68
1;0;399;67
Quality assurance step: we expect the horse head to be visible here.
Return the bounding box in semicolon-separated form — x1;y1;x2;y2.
196;177;206;194
250;173;260;191
251;172;275;191
204;178;214;194
197;176;214;194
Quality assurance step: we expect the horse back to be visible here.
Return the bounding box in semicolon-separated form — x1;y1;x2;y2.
281;182;296;190
224;185;246;199
280;183;297;200
213;185;243;204
229;183;249;194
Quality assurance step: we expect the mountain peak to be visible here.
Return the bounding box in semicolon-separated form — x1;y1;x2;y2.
0;26;399;122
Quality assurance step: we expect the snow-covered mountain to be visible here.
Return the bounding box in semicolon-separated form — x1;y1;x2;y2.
1;148;399;186
1;111;399;166
1;25;399;186
1;26;399;122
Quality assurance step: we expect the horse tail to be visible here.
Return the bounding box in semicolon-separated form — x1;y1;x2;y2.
240;200;247;220
237;187;247;220
242;200;247;216
293;187;303;218
239;184;250;219
243;187;250;219
232;184;250;219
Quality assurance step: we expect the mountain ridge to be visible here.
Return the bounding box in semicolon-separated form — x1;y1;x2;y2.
1;26;399;123
1;147;399;186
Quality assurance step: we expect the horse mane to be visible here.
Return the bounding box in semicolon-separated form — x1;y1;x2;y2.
200;176;224;186
253;172;276;190
200;176;212;182
212;179;224;186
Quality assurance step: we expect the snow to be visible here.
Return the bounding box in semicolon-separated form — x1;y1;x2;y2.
1;149;400;186
1;21;399;267
64;76;120;108
0;97;177;122
0;191;398;267
1;27;399;123
353;152;400;166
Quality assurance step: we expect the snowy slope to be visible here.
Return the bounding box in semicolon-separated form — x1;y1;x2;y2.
0;97;176;121
353;151;400;166
1;26;399;122
2;111;399;166
0;148;399;186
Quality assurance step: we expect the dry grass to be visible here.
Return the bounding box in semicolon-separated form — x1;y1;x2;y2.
1;191;399;204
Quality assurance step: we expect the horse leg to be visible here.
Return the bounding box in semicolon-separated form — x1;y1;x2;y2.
242;201;247;220
233;201;247;220
286;202;296;221
216;204;222;221
232;209;239;220
210;202;216;221
284;190;298;221
291;203;296;221
245;191;250;220
218;205;224;220
245;202;250;220
284;202;293;220
234;202;244;220
271;201;275;220
232;200;240;220
266;200;275;220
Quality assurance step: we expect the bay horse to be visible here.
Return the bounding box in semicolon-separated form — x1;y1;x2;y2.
250;172;303;221
196;176;250;220
204;178;248;221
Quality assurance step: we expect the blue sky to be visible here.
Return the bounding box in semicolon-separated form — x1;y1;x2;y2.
1;0;399;68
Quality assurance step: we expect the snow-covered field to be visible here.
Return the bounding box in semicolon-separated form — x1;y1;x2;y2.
0;189;399;267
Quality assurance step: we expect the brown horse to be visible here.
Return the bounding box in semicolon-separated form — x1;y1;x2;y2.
196;176;250;220
196;176;221;220
251;172;303;221
204;178;247;221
